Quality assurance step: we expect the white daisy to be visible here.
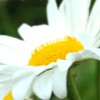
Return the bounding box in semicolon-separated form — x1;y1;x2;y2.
0;0;100;100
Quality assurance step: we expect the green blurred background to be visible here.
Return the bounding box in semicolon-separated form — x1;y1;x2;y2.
0;0;99;100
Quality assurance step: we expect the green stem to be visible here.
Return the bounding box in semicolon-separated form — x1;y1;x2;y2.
67;67;81;100
97;60;100;100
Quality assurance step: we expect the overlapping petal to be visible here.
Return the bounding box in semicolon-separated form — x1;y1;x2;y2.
53;68;67;99
18;23;67;47
0;65;34;99
12;75;33;100
33;70;54;100
59;0;91;35
0;45;29;65
47;0;58;25
0;0;100;100
0;81;12;99
87;0;100;36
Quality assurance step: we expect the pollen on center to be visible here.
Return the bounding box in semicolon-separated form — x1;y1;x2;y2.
28;36;84;66
4;91;13;100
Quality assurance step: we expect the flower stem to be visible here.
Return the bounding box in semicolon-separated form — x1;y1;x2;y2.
67;66;81;100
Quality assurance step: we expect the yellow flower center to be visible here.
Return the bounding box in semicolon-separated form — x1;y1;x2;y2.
4;91;13;100
28;36;84;66
4;36;84;100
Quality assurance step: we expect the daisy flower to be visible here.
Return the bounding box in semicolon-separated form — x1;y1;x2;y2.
0;0;100;100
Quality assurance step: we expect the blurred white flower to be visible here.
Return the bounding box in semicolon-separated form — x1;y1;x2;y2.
0;0;100;100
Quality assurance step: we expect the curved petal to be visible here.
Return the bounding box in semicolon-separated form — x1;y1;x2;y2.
87;0;100;36
55;52;82;99
59;0;71;34
91;31;100;47
71;0;91;34
0;64;57;100
18;23;48;41
30;62;57;75
47;0;58;25
57;48;100;72
0;65;29;84
70;49;100;61
56;52;81;72
12;75;33;100
75;32;94;48
0;45;29;65
18;23;33;41
61;0;91;34
0;35;23;51
0;65;35;100
57;59;73;72
47;0;69;37
82;48;100;60
54;48;100;99
0;63;57;81
0;35;32;55
53;68;67;99
33;70;54;100
0;81;12;99
18;23;57;47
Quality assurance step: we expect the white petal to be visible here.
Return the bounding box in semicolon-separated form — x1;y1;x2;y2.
0;65;23;74
33;70;54;100
0;35;33;59
12;67;34;81
0;35;23;51
53;68;67;99
31;25;56;45
73;49;100;61
0;81;12;99
57;48;100;71
0;63;56;81
47;0;58;25
0;65;35;100
57;59;74;72
59;0;72;34
22;24;50;44
0;45;29;65
12;75;33;100
54;52;81;98
0;66;12;84
57;48;100;72
0;65;57;99
74;32;94;48
87;0;100;36
0;64;56;100
86;48;100;60
47;0;71;37
57;53;81;71
18;23;33;41
47;0;70;37
30;62;57;75
92;31;100;47
62;0;91;34
71;0;91;34
0;65;34;83
18;23;56;47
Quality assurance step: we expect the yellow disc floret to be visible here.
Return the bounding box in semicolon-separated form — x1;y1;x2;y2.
4;91;13;100
28;36;84;66
4;36;84;100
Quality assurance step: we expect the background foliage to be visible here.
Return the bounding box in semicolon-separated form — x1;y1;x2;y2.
0;0;99;100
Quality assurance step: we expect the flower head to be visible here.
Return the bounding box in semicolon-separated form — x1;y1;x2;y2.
0;0;100;100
